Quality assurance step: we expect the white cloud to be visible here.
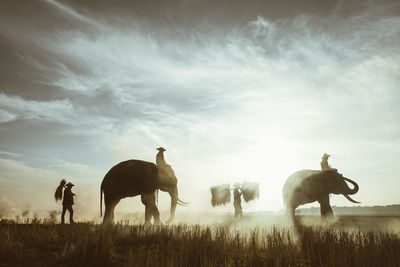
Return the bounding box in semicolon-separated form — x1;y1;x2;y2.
45;0;97;26
0;109;17;123
0;93;74;123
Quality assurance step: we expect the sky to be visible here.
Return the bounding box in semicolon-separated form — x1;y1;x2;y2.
0;0;399;220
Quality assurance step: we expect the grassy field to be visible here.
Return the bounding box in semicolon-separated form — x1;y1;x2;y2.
0;215;399;266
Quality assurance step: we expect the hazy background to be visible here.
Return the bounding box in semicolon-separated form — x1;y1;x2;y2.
0;0;399;220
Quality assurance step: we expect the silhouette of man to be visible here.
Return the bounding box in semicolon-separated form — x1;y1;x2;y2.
233;183;243;218
156;147;167;167
61;182;75;224
321;153;332;171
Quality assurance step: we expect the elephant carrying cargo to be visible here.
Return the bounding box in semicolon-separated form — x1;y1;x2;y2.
282;169;360;224
100;159;188;224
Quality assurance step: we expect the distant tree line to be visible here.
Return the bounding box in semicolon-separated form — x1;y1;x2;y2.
297;204;400;215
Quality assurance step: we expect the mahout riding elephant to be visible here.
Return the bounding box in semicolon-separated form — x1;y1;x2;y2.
100;159;188;224
282;169;360;224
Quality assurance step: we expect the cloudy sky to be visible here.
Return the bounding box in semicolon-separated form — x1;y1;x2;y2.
0;0;399;219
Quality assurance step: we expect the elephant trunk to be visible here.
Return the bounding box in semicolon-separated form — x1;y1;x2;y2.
343;177;359;195
167;186;178;223
342;177;360;204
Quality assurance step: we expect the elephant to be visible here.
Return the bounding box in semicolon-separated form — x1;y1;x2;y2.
100;159;188;224
282;169;360;223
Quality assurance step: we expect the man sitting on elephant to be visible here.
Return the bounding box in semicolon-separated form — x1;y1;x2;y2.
321;153;337;172
156;147;167;167
156;147;175;174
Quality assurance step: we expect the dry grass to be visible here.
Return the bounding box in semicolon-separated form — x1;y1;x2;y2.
0;216;399;266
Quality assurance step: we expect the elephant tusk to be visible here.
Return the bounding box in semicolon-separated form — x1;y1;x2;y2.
343;194;361;204
171;193;189;205
177;198;189;206
178;198;189;204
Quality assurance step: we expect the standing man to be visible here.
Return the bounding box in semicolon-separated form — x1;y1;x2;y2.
61;182;76;224
233;183;243;218
156;147;167;167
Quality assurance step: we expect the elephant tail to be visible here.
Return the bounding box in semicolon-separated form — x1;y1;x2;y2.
100;184;103;217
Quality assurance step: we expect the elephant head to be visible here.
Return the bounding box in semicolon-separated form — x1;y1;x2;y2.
157;166;188;222
324;171;360;203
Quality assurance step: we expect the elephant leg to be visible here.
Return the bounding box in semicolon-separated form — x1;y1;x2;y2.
110;199;120;222
327;205;333;217
103;196;120;224
319;195;333;222
141;193;152;225
286;204;296;226
151;204;161;225
141;193;161;225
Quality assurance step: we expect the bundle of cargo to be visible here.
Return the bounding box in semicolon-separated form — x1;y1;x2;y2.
241;181;260;202
210;184;231;207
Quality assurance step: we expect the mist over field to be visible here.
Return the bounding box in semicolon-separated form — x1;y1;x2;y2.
0;0;399;223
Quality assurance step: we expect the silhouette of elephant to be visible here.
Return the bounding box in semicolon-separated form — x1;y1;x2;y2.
100;159;188;224
282;169;360;223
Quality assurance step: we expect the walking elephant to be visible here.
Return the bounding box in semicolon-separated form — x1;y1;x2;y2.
282;169;360;224
100;159;188;224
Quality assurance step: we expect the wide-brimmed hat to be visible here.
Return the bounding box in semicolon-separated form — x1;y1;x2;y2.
65;182;74;187
322;153;330;158
157;147;166;152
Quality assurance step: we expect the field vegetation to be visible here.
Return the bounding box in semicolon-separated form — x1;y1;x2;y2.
0;215;399;266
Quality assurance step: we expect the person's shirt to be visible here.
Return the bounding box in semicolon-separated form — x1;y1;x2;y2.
156;151;167;166
320;159;331;170
62;188;75;206
233;189;241;202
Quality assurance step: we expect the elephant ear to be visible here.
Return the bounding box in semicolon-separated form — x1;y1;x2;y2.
323;174;338;193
